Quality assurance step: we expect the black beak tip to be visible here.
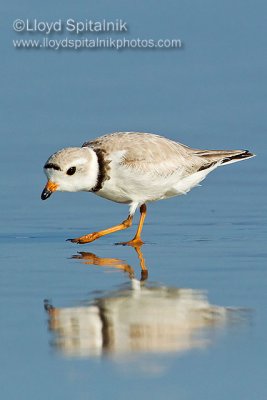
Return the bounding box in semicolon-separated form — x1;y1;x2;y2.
41;189;52;200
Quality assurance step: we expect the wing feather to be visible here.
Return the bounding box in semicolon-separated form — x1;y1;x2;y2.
83;132;204;177
83;132;254;178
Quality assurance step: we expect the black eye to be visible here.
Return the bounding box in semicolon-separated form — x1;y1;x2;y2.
66;166;76;176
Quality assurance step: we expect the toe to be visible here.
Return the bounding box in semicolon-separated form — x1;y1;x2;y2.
66;233;99;244
66;238;81;244
115;239;144;247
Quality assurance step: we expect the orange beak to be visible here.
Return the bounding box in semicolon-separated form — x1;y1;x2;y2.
41;181;58;200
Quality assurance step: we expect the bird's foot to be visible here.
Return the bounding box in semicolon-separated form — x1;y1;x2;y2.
67;232;100;244
115;238;144;247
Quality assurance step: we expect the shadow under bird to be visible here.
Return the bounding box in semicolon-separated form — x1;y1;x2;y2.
41;132;254;245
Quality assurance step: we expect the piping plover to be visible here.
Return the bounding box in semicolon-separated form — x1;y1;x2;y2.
41;132;254;245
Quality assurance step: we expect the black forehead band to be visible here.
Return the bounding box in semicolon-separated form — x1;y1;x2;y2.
44;163;61;171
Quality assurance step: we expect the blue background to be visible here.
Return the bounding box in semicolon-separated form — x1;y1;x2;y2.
1;1;266;399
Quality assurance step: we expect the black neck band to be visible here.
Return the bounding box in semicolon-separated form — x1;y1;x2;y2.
91;148;110;192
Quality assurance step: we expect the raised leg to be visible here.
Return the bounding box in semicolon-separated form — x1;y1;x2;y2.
116;204;147;246
68;215;133;244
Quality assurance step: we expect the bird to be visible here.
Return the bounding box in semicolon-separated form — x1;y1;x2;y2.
41;132;254;246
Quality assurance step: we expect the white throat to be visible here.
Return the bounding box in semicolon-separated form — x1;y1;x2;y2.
81;147;99;191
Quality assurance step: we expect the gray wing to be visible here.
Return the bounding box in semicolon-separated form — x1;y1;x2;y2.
83;132;253;177
83;132;204;177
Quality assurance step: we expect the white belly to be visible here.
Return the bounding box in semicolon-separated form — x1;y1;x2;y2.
95;169;183;204
94;159;219;205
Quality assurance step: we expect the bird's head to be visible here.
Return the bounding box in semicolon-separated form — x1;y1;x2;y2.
41;147;99;200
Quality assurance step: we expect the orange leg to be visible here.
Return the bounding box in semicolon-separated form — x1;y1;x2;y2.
116;204;147;246
68;215;133;244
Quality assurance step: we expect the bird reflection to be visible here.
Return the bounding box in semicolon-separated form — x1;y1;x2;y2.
44;248;241;358
71;245;148;280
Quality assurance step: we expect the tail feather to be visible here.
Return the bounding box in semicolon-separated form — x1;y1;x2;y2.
194;149;255;166
220;150;255;165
